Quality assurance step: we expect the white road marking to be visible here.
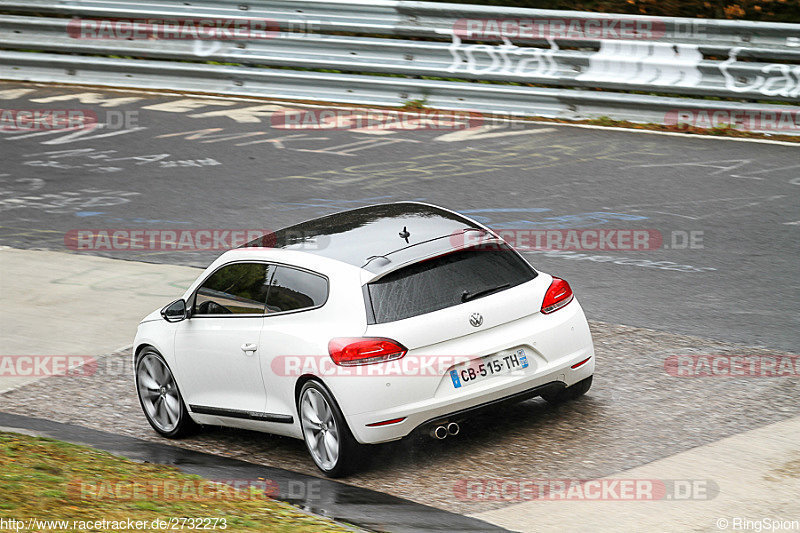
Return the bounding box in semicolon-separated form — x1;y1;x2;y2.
2;83;797;145
626;159;753;175
141;98;235;113
525;120;800;146
29;92;143;107
188;104;285;123
0;88;36;99
434;125;555;142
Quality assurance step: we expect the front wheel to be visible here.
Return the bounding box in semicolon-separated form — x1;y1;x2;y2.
298;380;361;477
542;375;593;405
135;348;197;438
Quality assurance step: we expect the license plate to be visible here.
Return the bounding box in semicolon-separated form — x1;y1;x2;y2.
450;349;529;389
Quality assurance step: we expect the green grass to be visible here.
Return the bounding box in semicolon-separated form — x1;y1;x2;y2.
580;115;800;141
401;97;430;110
0;432;351;533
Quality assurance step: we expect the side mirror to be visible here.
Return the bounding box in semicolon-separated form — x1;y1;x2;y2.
161;299;188;322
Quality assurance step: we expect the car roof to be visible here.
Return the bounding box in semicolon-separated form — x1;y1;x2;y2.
241;202;490;276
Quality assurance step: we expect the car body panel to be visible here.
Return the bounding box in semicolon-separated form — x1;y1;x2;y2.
173;316;267;414
345;299;594;443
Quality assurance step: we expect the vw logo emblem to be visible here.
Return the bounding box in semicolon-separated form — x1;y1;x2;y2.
469;313;483;327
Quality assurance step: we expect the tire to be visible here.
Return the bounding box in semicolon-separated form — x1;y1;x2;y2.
542;375;593;406
298;380;361;477
135;348;197;438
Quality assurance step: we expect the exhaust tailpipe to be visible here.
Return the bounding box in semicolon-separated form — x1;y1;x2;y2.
431;425;448;440
447;422;460;436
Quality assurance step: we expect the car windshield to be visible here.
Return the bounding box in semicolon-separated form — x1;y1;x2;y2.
366;244;536;324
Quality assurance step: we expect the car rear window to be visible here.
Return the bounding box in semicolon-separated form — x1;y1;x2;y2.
366;245;536;324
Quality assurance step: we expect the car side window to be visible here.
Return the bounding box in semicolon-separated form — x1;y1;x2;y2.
194;263;273;316
265;266;328;313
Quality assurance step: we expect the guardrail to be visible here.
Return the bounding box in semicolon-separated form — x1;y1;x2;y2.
1;1;798;132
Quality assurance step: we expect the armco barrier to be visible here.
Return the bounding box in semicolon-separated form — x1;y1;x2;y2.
0;1;798;132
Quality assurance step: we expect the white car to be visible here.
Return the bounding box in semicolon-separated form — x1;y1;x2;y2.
133;202;595;476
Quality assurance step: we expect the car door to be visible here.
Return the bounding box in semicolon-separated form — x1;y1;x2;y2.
173;261;272;416
259;265;329;417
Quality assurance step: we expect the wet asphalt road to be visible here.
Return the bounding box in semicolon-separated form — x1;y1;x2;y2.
1;82;799;522
1;82;798;352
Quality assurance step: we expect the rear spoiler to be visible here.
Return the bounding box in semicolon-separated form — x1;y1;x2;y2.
362;228;506;281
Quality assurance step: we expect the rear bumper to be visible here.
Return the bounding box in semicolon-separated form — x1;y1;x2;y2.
347;349;594;444
410;380;567;438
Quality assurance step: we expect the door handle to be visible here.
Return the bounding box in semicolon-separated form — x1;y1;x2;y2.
241;343;257;354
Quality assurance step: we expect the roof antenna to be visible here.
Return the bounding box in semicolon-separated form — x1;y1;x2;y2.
399;226;410;243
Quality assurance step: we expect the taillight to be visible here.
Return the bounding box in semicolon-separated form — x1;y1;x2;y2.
541;277;574;314
328;337;407;366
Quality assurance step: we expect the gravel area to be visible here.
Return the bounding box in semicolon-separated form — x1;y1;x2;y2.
1;321;797;515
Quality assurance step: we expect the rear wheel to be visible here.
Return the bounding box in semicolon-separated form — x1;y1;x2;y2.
298;380;360;477
135;348;197;438
542;375;593;405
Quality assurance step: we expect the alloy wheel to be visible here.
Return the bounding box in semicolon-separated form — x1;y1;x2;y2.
137;352;182;433
300;387;340;471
